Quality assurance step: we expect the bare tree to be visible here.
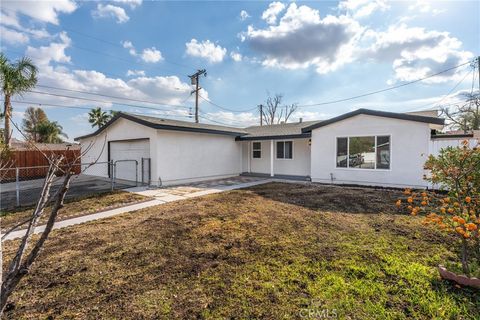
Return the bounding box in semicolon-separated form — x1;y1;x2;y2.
0;119;105;315
441;92;480;132
261;94;298;125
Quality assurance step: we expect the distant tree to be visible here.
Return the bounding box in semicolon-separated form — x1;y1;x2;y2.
22;107;48;142
36;121;67;143
88;107;111;128
261;93;298;125
441;92;480;132
0;53;38;145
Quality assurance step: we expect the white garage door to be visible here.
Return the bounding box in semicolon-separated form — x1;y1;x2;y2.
110;139;150;182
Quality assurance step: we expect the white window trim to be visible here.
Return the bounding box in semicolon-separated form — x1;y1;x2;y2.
252;141;262;159
335;135;391;171
275;140;294;160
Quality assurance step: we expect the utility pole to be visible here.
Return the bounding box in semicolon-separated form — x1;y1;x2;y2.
188;69;207;123
258;104;263;126
477;56;480;91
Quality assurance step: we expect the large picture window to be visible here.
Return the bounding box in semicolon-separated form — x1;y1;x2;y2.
276;141;293;159
252;142;261;159
336;136;390;170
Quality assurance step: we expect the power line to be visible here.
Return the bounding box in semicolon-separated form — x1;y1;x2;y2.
1;25;193;74
295;60;473;108
198;94;258;112
3;99;193;119
27;90;190;112
34;85;191;110
404;68;473;112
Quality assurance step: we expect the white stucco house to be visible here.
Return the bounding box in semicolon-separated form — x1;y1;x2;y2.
75;108;475;189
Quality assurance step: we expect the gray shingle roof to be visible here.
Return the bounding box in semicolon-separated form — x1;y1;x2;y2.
237;120;322;140
75;112;246;140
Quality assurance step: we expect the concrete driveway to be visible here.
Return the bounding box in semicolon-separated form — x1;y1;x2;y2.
0;174;136;210
127;176;268;201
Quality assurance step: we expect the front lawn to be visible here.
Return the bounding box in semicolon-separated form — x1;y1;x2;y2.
1;190;149;232
3;183;479;319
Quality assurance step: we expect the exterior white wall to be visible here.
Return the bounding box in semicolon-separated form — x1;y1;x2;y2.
78;118;158;180
429;137;478;156
155;130;242;185
310;114;431;188
241;138;311;177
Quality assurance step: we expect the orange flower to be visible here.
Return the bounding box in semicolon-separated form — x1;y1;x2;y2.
421;192;427;197
457;217;466;225
465;196;471;203
407;205;413;210
396;200;402;207
421;201;427;206
466;223;477;231
440;207;446;214
444;197;450;203
455;226;464;234
407;197;413;203
404;189;411;195
464;233;471;238
447;208;454;214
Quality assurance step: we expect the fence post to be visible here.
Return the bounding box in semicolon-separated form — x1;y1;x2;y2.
110;161;115;191
15;167;20;207
135;160;138;187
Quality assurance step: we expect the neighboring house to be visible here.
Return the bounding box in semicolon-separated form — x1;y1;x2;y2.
75;108;475;188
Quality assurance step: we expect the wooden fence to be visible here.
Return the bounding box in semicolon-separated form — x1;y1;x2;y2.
1;149;81;181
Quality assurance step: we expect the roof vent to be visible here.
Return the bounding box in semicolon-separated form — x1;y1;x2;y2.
299;118;303;123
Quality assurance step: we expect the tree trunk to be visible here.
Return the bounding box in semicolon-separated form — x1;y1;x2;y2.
3;95;11;146
461;238;470;276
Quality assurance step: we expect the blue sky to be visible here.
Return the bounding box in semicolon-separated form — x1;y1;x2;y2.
0;0;479;140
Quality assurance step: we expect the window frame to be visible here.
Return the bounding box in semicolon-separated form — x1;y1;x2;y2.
252;141;262;159
335;135;391;171
276;140;294;160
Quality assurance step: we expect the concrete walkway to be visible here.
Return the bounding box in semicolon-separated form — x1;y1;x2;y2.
3;178;270;241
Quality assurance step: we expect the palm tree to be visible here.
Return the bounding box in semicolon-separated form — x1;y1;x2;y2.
36;121;68;143
88;107;111;128
22;106;48;142
0;53;38;145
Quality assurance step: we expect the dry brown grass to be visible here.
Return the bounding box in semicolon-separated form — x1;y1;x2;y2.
2;183;478;319
1;191;148;232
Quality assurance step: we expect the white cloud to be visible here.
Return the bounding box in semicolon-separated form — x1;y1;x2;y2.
261;2;286;25
112;0;143;9
408;0;445;15
361;24;473;83
122;40;164;63
185;39;227;63
0;26;29;44
126;69;146;77
92;4;130;24
246;3;362;73
338;0;389;18
140;47;163;63
239;10;250;21
230;51;243;62
0;0;76;25
26;32;71;66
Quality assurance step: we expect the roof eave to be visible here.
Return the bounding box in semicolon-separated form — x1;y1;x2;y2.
235;133;311;141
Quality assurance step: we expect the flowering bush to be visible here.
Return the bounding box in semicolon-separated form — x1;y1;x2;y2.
397;140;480;276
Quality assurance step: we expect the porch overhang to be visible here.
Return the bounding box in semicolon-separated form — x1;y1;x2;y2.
235;133;311;141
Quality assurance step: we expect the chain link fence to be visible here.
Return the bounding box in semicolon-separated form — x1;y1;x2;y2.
0;159;150;211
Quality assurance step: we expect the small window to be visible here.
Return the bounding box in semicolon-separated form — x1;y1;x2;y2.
336;137;348;168
376;136;390;169
252;142;261;158
276;141;293;159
